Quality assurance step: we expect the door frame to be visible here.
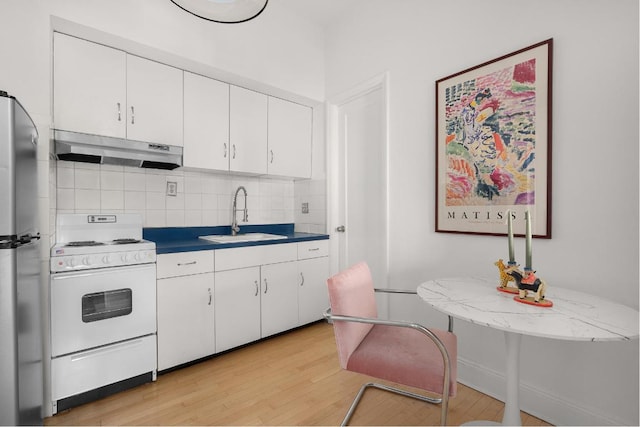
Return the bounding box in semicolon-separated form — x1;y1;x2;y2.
326;72;390;288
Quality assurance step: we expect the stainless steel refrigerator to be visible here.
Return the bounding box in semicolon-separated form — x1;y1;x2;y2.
0;91;43;425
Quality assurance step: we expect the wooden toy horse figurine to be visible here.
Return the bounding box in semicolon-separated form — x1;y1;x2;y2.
506;268;549;305
494;259;516;290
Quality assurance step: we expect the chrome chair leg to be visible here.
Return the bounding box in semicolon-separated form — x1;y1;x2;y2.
341;382;446;426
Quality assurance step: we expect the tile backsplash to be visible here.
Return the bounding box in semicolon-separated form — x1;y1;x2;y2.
55;161;326;232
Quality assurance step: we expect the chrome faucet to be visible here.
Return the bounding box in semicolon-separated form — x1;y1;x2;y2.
231;186;248;236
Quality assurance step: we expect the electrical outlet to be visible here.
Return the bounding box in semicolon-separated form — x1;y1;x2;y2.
166;181;178;196
301;202;309;214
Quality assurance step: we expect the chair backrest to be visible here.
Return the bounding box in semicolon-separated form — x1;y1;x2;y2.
326;262;378;369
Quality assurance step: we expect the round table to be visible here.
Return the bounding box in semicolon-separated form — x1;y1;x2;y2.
417;277;639;426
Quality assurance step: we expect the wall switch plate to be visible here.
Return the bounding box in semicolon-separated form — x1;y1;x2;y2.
301;202;309;214
166;181;178;196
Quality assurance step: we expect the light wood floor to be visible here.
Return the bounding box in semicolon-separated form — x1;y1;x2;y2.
46;321;552;426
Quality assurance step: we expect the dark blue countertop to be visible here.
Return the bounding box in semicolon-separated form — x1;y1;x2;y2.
143;223;329;255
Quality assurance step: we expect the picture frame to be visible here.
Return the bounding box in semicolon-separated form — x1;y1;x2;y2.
435;39;552;238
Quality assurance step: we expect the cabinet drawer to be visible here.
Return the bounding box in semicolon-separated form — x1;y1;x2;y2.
157;251;214;279
215;243;297;271
298;240;329;259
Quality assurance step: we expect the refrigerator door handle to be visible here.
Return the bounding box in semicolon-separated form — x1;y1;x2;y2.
19;233;40;244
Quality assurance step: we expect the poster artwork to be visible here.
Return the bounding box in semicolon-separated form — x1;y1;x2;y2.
444;59;537;209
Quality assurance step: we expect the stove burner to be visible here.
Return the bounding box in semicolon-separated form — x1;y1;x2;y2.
112;238;141;244
66;241;105;247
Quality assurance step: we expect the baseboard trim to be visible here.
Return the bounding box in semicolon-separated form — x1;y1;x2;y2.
457;356;625;426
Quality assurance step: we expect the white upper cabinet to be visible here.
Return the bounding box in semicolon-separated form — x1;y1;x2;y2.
53;33;127;138
183;72;230;170
126;55;183;146
54;33;313;176
229;86;268;175
267;97;312;179
53;33;183;147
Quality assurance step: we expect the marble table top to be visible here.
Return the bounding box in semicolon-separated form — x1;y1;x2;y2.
417;277;639;341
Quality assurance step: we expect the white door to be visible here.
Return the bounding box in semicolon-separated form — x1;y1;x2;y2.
329;74;389;293
183;72;230;170
53;33;126;138
298;256;330;325
157;273;215;370
126;55;183;146
267;97;312;178
229;86;268;174
261;261;299;337
214;267;261;352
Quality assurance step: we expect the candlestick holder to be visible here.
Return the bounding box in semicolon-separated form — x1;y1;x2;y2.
494;259;519;294
505;264;553;307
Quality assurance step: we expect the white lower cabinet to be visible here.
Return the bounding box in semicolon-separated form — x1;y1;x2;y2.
157;240;329;367
214;267;261;353
156;250;215;370
261;261;299;337
157;273;215;370
298;257;330;325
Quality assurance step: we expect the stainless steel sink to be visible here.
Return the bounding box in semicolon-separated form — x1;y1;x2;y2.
198;233;287;244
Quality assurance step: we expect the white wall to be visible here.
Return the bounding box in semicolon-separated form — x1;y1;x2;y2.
324;0;639;425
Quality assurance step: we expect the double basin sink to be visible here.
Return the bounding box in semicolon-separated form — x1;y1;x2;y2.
198;233;288;244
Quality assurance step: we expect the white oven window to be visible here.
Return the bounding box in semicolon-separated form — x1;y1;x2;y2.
82;288;133;322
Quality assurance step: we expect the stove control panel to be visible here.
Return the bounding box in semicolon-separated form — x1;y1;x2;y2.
50;250;157;273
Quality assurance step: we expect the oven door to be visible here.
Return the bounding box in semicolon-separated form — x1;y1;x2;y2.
50;264;156;357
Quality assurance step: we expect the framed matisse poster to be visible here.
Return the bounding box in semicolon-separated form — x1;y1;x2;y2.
435;39;552;238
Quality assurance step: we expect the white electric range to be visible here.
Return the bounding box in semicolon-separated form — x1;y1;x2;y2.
49;214;157;414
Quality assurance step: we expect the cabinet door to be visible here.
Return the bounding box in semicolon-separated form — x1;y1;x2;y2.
298;257;330;325
229;86;267;174
184;72;230;170
157;273;215;370
53;33;126;138
267;97;312;178
261;261;299;337
126;54;183;146
214;267;261;352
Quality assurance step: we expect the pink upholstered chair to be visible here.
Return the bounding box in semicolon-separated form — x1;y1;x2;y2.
324;262;457;426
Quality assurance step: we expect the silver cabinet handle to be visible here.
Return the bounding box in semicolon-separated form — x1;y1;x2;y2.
336;225;346;232
224;143;227;158
264;278;268;294
208;288;212;305
270;149;274;164
300;272;305;287
177;261;197;266
254;280;259;296
131;106;135;124
117;102;121;121
232;144;236;159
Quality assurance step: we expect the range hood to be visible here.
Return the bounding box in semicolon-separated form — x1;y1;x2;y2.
54;130;183;170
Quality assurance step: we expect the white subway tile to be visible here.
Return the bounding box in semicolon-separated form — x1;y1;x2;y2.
166;210;185;227
166;193;185;210
185;193;202;210
145;173;166;192
146;192;165;210
124;191;146;210
101;190;124;210
75;168;100;190
56;166;75;188
101;170;124;190
145;210;166;227
75;189;100;210
124;172;146;191
185;210;202;226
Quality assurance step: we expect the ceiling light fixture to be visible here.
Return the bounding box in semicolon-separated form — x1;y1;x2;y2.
170;0;268;24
